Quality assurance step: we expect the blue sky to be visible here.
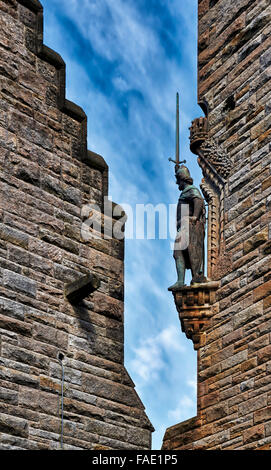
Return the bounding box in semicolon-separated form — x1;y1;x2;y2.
42;0;202;449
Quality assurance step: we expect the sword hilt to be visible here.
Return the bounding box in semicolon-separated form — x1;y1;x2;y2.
168;158;186;165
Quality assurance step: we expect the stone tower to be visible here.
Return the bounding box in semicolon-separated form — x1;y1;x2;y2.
163;0;271;450
0;0;153;449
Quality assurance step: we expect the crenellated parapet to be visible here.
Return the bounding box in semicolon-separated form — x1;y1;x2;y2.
16;0;108;176
0;0;154;450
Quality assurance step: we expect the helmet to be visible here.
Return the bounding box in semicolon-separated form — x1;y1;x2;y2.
176;165;192;181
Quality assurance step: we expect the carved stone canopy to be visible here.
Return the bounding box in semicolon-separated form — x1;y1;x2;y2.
190;116;208;153
189;117;231;181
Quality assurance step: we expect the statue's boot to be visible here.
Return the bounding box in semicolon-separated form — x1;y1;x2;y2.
191;274;207;285
168;280;185;290
191;258;207;285
169;258;185;290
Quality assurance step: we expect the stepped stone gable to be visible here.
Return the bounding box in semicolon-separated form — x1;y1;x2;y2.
0;0;153;450
163;0;271;450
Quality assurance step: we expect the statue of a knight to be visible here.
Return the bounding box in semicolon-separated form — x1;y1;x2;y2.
169;164;207;289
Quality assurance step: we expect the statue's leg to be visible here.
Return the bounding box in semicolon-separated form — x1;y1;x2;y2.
176;255;185;285
190;224;207;284
169;252;185;289
191;252;206;284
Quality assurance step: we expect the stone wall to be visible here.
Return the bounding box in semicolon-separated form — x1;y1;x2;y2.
0;0;153;449
163;0;271;450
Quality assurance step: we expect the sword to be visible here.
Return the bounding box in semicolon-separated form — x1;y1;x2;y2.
169;92;186;171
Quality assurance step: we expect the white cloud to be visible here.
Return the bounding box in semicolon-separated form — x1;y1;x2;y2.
50;0;198;129
168;393;197;422
187;377;197;394
130;324;186;382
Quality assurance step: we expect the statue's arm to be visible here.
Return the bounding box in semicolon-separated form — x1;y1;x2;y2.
193;197;204;220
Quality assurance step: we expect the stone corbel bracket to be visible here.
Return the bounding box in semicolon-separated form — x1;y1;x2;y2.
169;282;219;350
65;273;100;303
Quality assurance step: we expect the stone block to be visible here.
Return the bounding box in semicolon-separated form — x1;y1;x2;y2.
39;376;61;394
264;295;271;310
0;386;18;405
257;345;271;365
2;270;36;297
92;292;123;322
265;422;271;437
233;303;263;328
220;350;248;372
239;395;267;416
0;224;28;249
2;343;48;370
33;323;68;350
243;424;265;444
0;413;28;438
82;374;142;408
0;314;32;337
253;280;271;302
0;296;25;321
254;406;271;424
260;48;271;71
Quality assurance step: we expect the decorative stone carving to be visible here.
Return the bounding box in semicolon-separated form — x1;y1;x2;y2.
189;116;231;279
199;139;231;179
200;180;220;278
189;117;231;181
190;116;208;152
169;282;219;350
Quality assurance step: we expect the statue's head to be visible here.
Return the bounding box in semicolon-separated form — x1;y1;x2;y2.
175;165;193;189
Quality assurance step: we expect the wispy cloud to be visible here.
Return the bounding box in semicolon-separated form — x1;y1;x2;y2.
130;324;185;382
168;375;197;422
168;393;197;422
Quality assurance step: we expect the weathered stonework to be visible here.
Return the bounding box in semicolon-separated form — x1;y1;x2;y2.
0;0;153;449
169;282;219;350
163;0;271;450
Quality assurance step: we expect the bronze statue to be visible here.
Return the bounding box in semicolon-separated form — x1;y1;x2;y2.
169;93;207;289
